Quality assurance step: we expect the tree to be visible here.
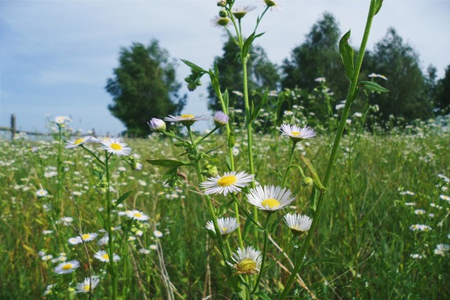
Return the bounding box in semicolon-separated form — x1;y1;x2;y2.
281;12;348;104
207;38;280;112
106;40;186;136
365;28;433;123
435;65;450;114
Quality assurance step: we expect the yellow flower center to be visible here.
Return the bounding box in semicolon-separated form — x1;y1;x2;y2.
236;258;257;274
261;198;280;209
110;143;122;150
291;131;301;136
102;254;109;260
217;175;237;187
81;234;90;240
221;227;228;233
134;212;142;218
74;138;84;145
62;263;73;271
84;284;91;292
181;114;194;119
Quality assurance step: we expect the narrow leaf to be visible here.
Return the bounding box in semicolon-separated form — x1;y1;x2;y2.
180;59;207;73
300;156;326;191
359;81;389;93
115;190;132;206
339;30;355;80
374;0;384;15
146;159;189;167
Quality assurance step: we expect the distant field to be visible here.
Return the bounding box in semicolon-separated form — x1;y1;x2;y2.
1;127;449;299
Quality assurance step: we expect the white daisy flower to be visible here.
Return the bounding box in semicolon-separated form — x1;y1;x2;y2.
164;114;208;127
283;213;313;234
434;244;450;256
126;210;149;221
440;194;450;201
262;0;281;11
68;237;82;245
232;4;256;19
230;246;262;275
409;224;432;232
97;234;109;246
414;209;426;215
54;260;80;274
247;185;296;212
200;171;254;196
153;230;163;238
65;136;94;149
75;276;100;293
55;116;72;126
42;254;53;261
206;217;239;236
36;188;48;197
280;124;316;142
42;230;53;235
139;248;150;254
94;250;120;262
100;138;131;156
149;244;158;250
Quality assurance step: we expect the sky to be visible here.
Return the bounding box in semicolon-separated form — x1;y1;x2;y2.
1;0;449;136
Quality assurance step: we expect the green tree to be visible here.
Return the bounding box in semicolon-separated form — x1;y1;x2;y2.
365;28;433;123
281;12;348;109
106;40;186;136
207;38;280;112
435;65;450;114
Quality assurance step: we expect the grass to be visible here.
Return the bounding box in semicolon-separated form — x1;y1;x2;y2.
0;124;449;299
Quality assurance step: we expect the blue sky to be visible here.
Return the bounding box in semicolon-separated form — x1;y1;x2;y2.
1;0;449;136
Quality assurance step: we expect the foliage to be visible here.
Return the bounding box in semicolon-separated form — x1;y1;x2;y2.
364;28;434;124
207;38;280;112
435;64;450;115
106;40;186;137
281;12;349;116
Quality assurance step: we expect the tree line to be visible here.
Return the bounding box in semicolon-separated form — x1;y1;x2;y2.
106;12;450;136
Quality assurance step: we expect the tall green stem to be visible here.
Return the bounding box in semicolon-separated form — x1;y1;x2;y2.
278;1;378;298
281;142;297;187
105;154;118;300
251;213;271;295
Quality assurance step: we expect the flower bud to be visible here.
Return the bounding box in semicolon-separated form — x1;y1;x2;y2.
148;118;166;132
219;9;227;17
214;111;229;127
217;0;226;7
188;82;197;91
302;177;314;187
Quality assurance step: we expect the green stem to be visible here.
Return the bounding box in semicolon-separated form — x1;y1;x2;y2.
195;126;219;145
105;154;118;300
281;142;297;187
251;213;271;295
187;127;231;275
278;1;378;298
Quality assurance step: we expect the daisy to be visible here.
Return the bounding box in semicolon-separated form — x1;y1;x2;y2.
232;4;256;19
148;118;166;132
54;260;80;274
55;116;72;126
262;0;281;10
97;234;109;246
75;276;100;293
214;111;229;127
280;124;316;142
164;114;208;127
126;210;149;221
247;185;296;212
283;213;313;234
409;224;432;232
65;136;94;149
153;230;163;238
440;194;450;202
210;16;231;28
201;171;255;196
80;233;98;242
69;237;82;245
36;188;48;197
434;244;450;256
94;250;120;262
100;138;131;156
230;246;262;275
206;217;239;236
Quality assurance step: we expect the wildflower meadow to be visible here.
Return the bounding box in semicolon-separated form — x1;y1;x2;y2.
1;0;449;299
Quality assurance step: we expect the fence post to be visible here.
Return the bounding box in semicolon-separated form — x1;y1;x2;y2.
11;114;16;140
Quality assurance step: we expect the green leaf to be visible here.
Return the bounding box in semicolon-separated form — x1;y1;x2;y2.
250;88;269;121
359;81;389;93
146;159;190;167
115;191;132;207
275;92;286;126
300;156;326;191
339;30;355;80
180;59;207;73
242;32;265;58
